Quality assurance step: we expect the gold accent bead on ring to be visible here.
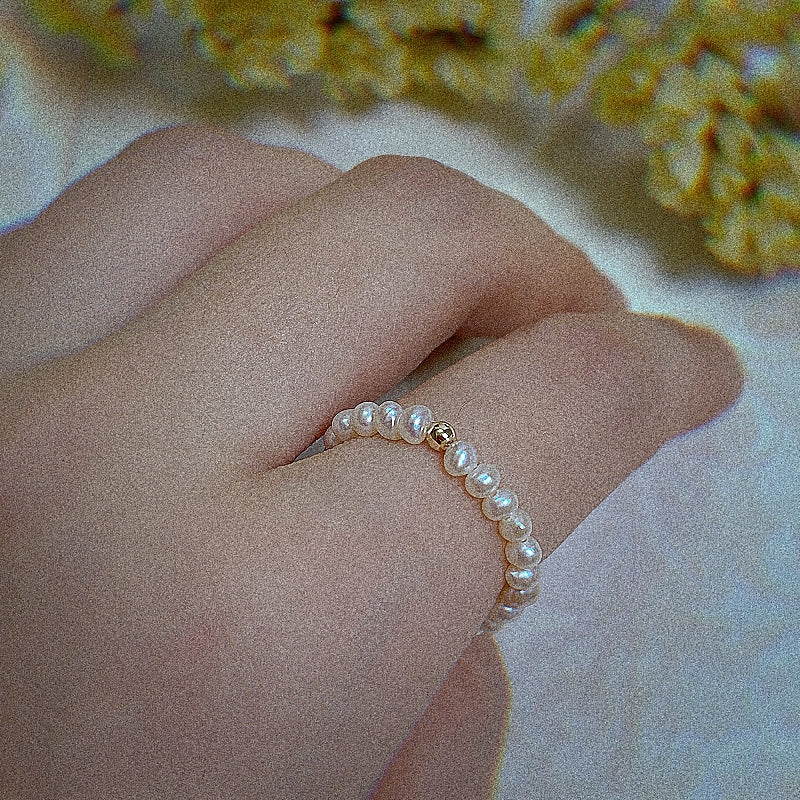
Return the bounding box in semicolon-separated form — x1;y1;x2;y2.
425;421;457;451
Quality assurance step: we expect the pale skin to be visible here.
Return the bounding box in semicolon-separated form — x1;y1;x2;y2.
0;124;744;799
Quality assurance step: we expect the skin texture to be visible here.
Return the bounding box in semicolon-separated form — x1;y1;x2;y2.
0;124;744;799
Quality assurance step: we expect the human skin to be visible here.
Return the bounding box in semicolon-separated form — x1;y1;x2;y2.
0;124;743;798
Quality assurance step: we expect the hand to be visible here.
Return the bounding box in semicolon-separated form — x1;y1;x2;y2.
0;124;743;799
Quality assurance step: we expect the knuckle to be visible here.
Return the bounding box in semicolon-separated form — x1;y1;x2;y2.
124;124;340;184
356;154;476;192
354;155;506;252
392;155;463;182
357;153;413;172
128;121;224;153
391;156;482;198
121;123;237;171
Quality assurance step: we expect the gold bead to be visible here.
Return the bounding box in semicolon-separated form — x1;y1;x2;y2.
425;421;457;451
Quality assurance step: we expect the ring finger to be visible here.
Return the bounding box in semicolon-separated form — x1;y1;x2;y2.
15;154;628;490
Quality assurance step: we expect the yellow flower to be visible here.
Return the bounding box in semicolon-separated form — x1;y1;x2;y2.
708;157;752;204
743;45;800;129
685;0;794;64
757;134;800;224
366;0;522;103
702;176;800;276
713;113;761;168
26;0;153;65
593;44;671;126
759;179;800;220
526;0;621;103
318;4;408;103
647;122;715;218
704;204;753;273
655;63;708;119
764;129;800;168
180;0;328;91
695;53;759;122
526;32;598;102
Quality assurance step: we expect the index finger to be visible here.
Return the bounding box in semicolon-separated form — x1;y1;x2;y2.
18;156;627;480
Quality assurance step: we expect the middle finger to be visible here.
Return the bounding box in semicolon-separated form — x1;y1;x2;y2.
19;155;626;482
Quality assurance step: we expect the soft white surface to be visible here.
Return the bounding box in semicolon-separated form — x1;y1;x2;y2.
1;4;798;797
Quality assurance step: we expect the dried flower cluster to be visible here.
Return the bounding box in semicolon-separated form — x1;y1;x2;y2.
541;0;800;274
8;0;799;275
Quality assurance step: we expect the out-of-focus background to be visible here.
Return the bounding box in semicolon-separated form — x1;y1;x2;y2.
1;1;798;797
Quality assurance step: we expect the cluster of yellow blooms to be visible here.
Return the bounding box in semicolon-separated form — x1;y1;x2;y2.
21;0;521;103
175;0;522;104
547;0;800;275
9;0;800;276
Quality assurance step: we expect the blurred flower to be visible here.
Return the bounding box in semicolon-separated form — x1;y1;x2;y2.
175;0;329;91
700;129;800;274
588;0;798;276
702;198;800;275
25;0;153;65
317;2;408;103
363;0;522;103
525;0;625;102
593;43;672;126
742;43;800;128
11;0;800;275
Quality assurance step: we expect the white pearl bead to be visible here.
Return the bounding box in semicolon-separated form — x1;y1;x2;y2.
482;488;518;521
332;409;355;441
375;401;404;440
323;427;340;449
443;440;478;476
505;566;538;590
498;509;533;542
399;404;434;445
499;582;541;607
505;537;542;568
352;401;378;436
496;603;523;621
464;464;500;498
481;616;504;633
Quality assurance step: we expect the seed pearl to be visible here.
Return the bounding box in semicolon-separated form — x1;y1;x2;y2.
322;427;340;449
482;488;519;521
375;401;404;440
481;616;505;633
498;509;533;542
505;565;538;590
443;440;479;476
464;464;501;498
331;409;355;441
504;537;543;569
352;401;378;436
496;603;523;621
499;582;541;607
399;404;434;445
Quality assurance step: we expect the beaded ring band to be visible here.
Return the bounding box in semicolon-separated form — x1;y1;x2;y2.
322;400;543;634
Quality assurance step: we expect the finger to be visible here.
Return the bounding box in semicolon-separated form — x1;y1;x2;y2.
182;311;740;796
395;311;745;555
42;154;627;481
367;634;511;800
3;313;743;797
0;123;341;372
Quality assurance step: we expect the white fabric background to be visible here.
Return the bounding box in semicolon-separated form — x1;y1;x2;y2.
1;2;798;797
